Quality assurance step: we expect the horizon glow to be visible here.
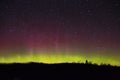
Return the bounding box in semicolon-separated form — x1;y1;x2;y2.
0;51;119;66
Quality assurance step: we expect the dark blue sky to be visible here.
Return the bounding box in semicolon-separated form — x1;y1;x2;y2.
0;0;120;56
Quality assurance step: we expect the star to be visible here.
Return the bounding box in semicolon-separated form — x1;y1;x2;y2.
86;0;89;2
80;12;83;15
115;3;119;7
87;10;91;13
9;29;14;33
29;34;34;38
74;31;79;35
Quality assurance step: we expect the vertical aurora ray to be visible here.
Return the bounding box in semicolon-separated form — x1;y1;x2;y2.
0;50;119;66
0;0;120;66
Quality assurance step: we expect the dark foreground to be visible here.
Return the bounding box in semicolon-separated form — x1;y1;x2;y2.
0;63;120;80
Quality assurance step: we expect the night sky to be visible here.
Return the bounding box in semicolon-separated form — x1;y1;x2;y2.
0;0;120;65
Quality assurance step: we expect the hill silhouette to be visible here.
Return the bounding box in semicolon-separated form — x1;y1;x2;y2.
0;62;119;80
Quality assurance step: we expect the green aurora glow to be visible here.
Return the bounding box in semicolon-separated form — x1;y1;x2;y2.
0;51;119;66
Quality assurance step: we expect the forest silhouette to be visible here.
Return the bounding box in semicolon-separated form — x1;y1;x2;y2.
0;60;119;80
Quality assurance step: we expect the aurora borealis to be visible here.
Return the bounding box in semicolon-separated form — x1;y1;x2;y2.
0;0;120;66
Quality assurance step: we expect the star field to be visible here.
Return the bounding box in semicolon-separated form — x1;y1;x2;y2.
0;0;120;65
